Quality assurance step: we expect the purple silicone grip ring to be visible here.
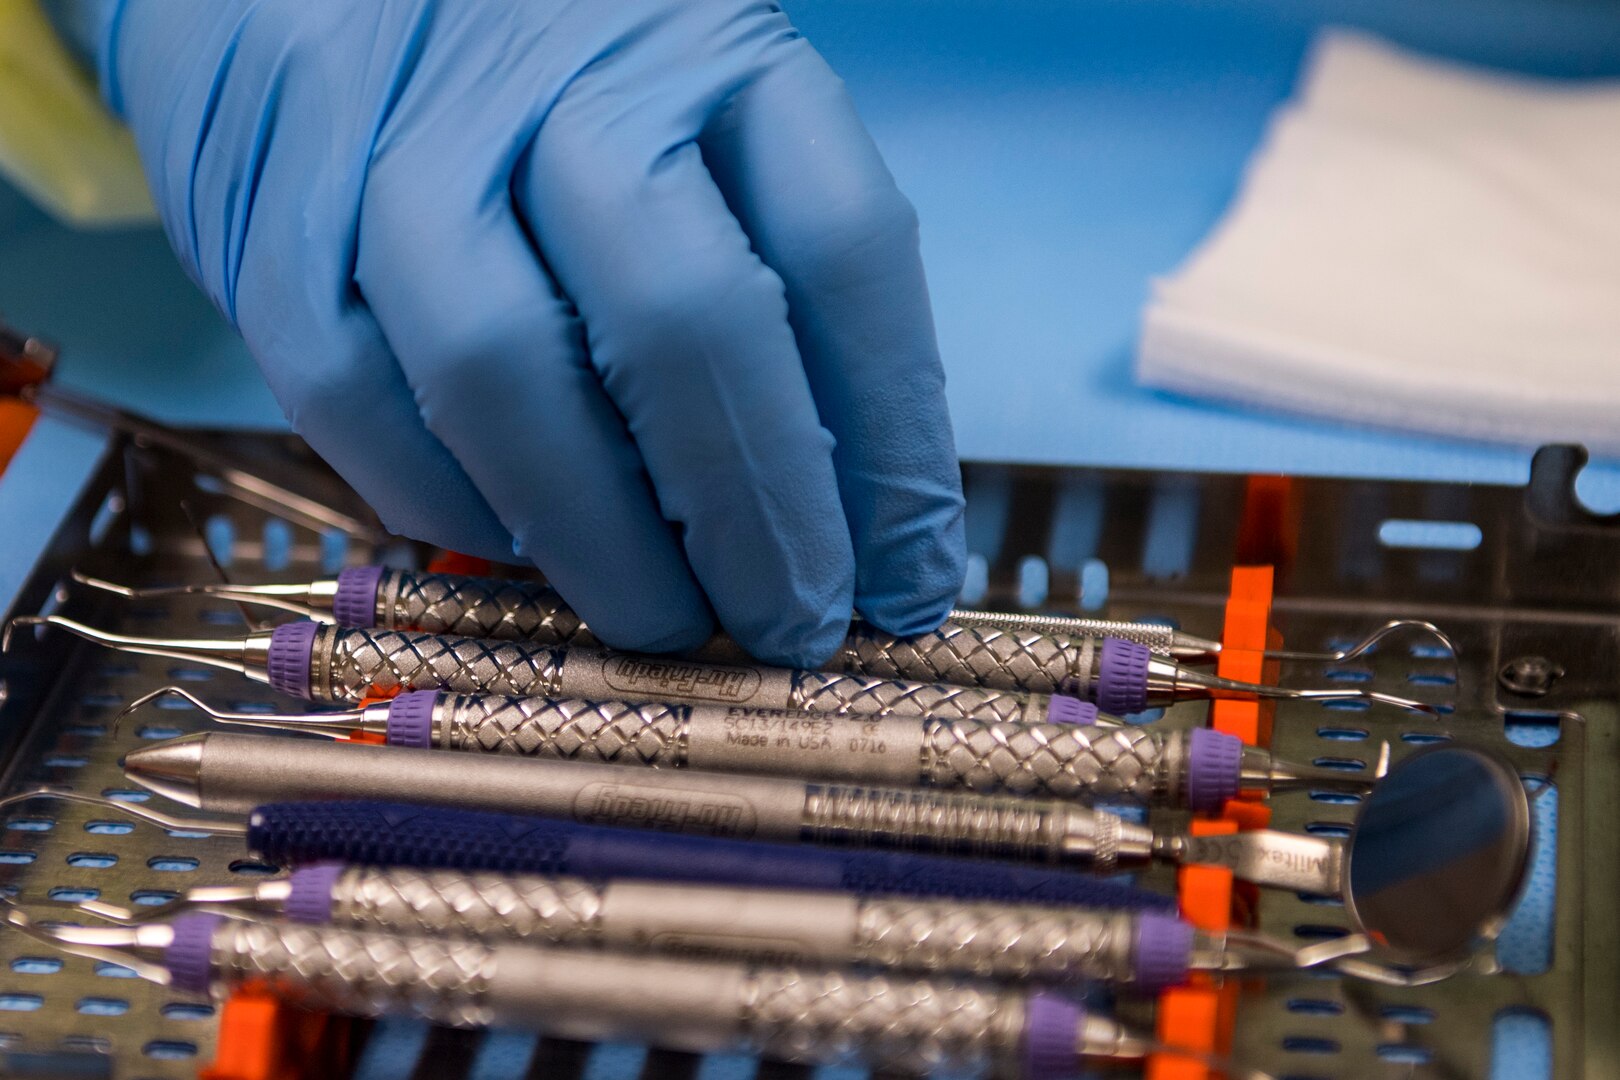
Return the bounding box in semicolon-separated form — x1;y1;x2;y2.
1096;638;1151;716
165;913;224;995
1186;727;1243;811
333;566;385;628
1045;695;1098;726
267;621;319;700
286;862;346;924
386;691;440;749
1024;993;1084;1080
1134;912;1194;989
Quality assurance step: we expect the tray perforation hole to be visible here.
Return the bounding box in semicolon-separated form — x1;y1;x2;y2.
1381;1005;1434;1025
1505;711;1561;749
143;1039;199;1060
93;962;139;980
1378;1044;1432;1065
146;856;200;873
88;817;138;836
162;1002;214;1021
10;957;62;975
1315;727;1366;742
46;887;99;903
134;725;184;741
1281;1036;1340;1055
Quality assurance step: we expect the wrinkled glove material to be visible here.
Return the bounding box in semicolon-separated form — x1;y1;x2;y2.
105;0;966;666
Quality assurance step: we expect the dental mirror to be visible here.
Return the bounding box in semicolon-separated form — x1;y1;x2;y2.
1344;744;1531;964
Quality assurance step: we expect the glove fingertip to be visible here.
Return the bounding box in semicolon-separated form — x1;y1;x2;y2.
585;606;717;658
729;599;853;670
860;585;959;639
856;509;968;639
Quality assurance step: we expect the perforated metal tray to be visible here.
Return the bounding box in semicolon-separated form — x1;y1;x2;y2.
0;433;1612;1079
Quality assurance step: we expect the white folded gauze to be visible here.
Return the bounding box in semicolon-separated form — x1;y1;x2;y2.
1137;30;1620;453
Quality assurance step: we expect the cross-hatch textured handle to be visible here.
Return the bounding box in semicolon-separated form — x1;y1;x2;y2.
834;621;1092;695
389;572;1117;695
923;721;1173;804
324;628;566;703
391;573;601;647
209;918;496;1028
801;785;1066;864
334;867;605;944
440;696;688;765
855;899;1137;983
788;670;1046;724
740;968;1025;1075
247;802;577;876
950;611;1178;652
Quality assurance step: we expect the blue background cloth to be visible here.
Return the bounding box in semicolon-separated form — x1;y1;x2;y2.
6;0;1620;492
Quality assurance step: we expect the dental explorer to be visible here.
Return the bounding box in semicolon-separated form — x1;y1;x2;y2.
9;610;1441;719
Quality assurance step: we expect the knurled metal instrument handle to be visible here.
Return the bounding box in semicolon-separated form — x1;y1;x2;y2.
436;696;689;766
319;627;566;703
854;899;1138;983
434;695;1180;805
739;967;1025;1075
923;720;1180;805
832;621;1094;695
385;572;1137;695
786;670;1049;723
207;918;497;1028
332;866;606;944
800;784;1080;865
207;918;1028;1074
386;573;601;648
949;610;1178;652
327;866;1139;985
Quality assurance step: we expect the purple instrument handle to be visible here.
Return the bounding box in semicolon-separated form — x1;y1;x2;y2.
247;800;1174;912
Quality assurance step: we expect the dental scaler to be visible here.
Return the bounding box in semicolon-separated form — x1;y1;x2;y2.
127;686;1384;812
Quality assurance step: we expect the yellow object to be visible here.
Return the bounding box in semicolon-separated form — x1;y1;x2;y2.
0;0;154;226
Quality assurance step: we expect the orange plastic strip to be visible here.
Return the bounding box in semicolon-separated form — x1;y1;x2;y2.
1211;566;1277;748
202;983;355;1080
1235;475;1299;572
1150;987;1221;1080
0;399;38;475
1150;564;1281;1080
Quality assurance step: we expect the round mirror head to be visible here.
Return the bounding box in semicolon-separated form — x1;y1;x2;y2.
1344;744;1531;964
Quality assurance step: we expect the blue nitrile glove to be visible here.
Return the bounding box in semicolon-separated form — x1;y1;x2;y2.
100;0;965;666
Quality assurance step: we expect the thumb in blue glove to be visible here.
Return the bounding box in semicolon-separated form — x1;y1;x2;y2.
103;0;965;666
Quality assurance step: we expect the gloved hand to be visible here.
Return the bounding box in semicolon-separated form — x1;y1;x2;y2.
101;0;965;667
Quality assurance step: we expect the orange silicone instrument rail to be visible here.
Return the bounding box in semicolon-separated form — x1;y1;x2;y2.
202;983;357;1080
1148;564;1278;1080
0;399;37;475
